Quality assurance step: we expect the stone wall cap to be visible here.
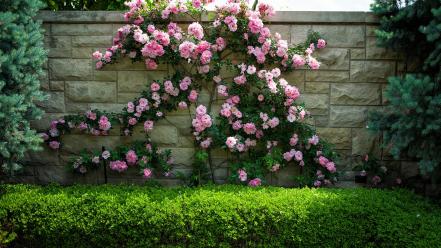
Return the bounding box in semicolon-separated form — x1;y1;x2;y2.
38;10;379;24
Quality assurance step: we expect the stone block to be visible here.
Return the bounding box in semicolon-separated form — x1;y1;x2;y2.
284;70;305;83
134;125;179;145
351;128;380;156
51;24;114;36
72;36;112;47
298;94;328;115
268;24;291;43
36;91;65;113
329;106;369;127
34;166;74;185
305;82;329;94
366;25;378;37
177;136;194;148
50;81;65;91
40;70;50;91
45;36;71;58
23;147;61;166
101;57;168;71
162;115;192;134
93;70;117;81
49;59;92;80
290;25;312;45
315;48;349;70
66;103;124;113
350;48;365;60
312;25;365;47
366;37;397;59
305;71;349;82
401;161;419;178
166;148;195;166
72;47;94;59
61;135;121;154
350;61;395;82
118;71;168;93
313;115;329;127
272;165;301;187
118;92;140;103
65;81;116;103
316;127;351;149
330;83;381;105
30;113;65;131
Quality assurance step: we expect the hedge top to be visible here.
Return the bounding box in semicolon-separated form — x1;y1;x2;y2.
1;185;440;247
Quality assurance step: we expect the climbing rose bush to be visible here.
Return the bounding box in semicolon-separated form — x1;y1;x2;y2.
40;0;337;186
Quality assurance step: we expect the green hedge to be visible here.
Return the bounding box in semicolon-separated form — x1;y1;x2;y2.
1;185;440;247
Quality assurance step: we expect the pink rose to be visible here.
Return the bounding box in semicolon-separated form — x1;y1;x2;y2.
226;136;237;149
243;123;257;135
92;51;102;60
178;101;188;109
126;150;138;165
143;168;153;179
145;59;158;70
238;169;247;181
150;82;160;91
248;178;262;187
188;22;204;40
109;160;128;172
317;39;326;49
308;57;320;70
144;120;154;131
49;141;60;150
128;117;137;126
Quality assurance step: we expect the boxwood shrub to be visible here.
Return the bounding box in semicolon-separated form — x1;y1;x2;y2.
0;185;440;247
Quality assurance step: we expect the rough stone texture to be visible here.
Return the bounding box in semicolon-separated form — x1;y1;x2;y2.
366;37;398;59
299;94;328;115
330;106;370;127
62;135;121;154
317;128;351;149
305;82;329;94
401;161;419;178
351;128;380;156
305;71;349;82
49;59;92;80
315;48;349;70
350;48;365;60
50;81;65;91
66;81;116;103
36;91;65;113
350;61;396;82
312;25;365;48
330;83;381;105
20;11;408;185
51;24;114;36
118;71;168;93
290;25;311;45
72;36;112;47
45;36;71;58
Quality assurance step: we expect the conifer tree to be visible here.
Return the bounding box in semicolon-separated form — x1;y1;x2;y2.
0;0;47;175
369;0;441;175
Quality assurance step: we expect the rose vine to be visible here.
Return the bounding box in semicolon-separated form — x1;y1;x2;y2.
40;0;338;187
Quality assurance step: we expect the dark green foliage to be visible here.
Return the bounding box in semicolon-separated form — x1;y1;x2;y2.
371;0;440;74
0;0;47;174
369;75;441;174
369;0;441;175
1;184;440;247
44;0;126;10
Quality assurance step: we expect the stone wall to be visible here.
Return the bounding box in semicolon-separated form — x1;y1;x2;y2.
11;11;411;185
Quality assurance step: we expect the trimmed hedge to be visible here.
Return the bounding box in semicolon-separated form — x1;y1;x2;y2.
0;185;440;247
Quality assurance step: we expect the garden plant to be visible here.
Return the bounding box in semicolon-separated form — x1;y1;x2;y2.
39;0;338;187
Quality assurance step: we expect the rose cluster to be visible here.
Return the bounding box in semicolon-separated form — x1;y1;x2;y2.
44;0;335;187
